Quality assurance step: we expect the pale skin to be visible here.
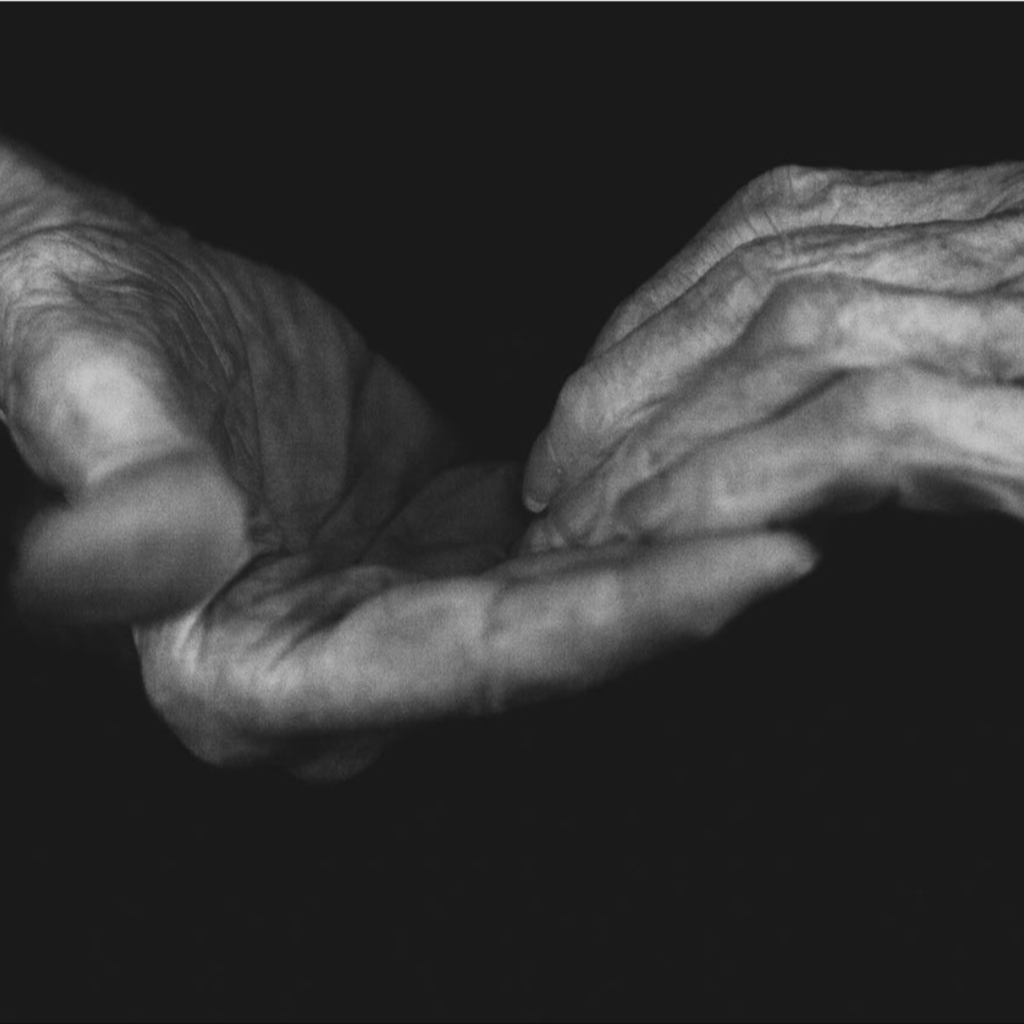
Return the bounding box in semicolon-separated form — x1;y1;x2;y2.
0;140;814;780
523;165;1024;550
4;143;1019;782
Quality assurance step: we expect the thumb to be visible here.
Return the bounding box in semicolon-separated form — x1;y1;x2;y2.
12;447;249;624
2;304;253;624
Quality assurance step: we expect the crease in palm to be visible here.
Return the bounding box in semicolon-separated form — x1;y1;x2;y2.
0;151;814;777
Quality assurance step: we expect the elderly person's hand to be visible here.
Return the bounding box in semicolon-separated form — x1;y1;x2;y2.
0;140;815;780
522;164;1024;554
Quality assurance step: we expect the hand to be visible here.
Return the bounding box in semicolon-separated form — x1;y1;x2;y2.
522;164;1024;552
0;141;816;780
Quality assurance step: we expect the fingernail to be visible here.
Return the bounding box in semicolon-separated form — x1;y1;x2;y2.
522;429;563;513
524;493;547;515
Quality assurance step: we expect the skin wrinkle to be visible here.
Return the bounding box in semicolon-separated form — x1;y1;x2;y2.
44;163;778;765
21;144;1024;778
591;165;1024;365
543;213;1024;502
3;229;235;441
524;164;1024;565
609;367;1024;546
65;270;228;414
4;217;294;550
209;272;277;541
100;235;250;414
233;274;290;550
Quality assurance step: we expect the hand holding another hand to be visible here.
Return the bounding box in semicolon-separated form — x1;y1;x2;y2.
0;141;815;780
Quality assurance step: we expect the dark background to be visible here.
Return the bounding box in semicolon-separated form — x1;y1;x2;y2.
2;24;1022;1023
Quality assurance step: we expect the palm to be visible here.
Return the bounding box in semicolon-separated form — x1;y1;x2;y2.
1;151;815;779
142;282;534;770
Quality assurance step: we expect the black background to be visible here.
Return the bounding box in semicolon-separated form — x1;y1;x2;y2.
2;21;1022;1023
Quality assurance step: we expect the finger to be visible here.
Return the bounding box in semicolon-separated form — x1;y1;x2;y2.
591;163;1024;359
524;212;1024;511
249;532;817;730
611;367;1024;545
13;449;249;623
526;279;1024;550
3;323;251;622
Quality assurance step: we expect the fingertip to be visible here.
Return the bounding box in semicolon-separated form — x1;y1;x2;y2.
647;532;819;642
775;533;820;579
523;493;547;516
674;531;819;607
734;531;820;589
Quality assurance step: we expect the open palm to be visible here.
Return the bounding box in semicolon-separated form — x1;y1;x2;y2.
0;142;814;779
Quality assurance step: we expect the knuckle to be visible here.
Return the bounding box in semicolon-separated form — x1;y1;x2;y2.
633;430;670;482
793;166;862;216
735;165;822;223
832;369;912;436
699;169;864;312
704;171;788;259
748;276;844;355
729;229;795;290
831;371;878;430
820;370;924;490
609;427;669;497
729;169;790;240
740;165;882;232
687;444;750;525
776;164;835;199
740;165;796;207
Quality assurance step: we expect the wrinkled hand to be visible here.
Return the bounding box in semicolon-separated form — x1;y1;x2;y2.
0;141;815;780
522;164;1024;554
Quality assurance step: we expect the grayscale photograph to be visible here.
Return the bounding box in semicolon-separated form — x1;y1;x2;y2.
2;15;1020;1024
